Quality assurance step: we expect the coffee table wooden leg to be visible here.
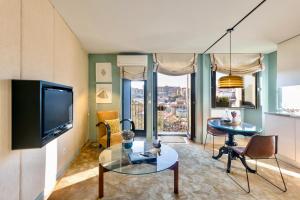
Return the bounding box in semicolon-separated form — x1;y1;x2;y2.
173;161;179;194
99;164;104;198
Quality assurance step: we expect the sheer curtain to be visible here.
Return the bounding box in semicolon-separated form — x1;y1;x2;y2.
153;53;197;76
120;66;147;80
210;53;264;75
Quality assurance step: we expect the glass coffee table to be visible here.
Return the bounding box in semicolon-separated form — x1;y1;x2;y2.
98;140;179;198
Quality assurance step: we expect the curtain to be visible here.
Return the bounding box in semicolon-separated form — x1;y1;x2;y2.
120;66;147;81
210;53;264;75
153;53;197;76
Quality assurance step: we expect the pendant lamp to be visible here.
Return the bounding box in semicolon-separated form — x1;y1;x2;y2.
218;29;243;88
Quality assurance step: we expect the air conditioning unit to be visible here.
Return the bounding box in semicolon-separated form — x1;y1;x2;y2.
117;55;148;67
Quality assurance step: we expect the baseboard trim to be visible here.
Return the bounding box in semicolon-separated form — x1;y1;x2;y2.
35;191;44;200
277;154;300;169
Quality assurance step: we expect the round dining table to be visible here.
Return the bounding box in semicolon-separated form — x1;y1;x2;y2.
208;118;263;172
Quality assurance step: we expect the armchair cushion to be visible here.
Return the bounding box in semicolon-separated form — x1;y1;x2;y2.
104;118;120;134
97;111;119;138
99;132;122;148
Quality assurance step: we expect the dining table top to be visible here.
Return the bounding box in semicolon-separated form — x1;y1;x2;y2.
208;118;263;135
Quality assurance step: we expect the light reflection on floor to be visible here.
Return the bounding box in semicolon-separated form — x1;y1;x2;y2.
55;167;98;190
248;160;300;178
49;140;300;200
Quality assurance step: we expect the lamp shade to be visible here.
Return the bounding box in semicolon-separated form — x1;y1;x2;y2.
218;75;244;88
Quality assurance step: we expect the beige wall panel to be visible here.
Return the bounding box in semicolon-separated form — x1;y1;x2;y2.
0;81;20;200
20;148;46;200
21;0;54;81
0;0;21;79
77;48;89;147
53;11;75;85
0;1;21;199
53;10;88;173
0;0;88;199
54;10;80;172
73;42;89;151
20;0;53;199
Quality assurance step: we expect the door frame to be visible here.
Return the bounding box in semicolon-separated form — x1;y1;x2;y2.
122;79;147;137
152;73;196;140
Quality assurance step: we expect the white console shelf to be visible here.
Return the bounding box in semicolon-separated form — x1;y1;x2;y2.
265;112;300;168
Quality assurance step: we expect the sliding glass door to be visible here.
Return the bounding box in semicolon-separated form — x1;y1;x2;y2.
122;79;146;136
153;73;195;139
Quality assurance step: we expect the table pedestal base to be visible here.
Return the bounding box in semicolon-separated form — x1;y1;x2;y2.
212;134;256;173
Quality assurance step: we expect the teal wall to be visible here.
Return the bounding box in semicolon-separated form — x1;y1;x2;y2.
243;52;277;129
88;52;277;140
195;54;211;142
268;51;277;112
88;54;154;140
88;54;121;140
197;53;278;141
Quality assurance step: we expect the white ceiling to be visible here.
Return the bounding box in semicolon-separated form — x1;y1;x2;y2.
50;0;300;54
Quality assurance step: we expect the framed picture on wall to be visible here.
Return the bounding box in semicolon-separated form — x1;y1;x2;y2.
96;84;112;104
96;63;112;82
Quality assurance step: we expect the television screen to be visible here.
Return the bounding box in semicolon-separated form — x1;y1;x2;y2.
43;87;73;137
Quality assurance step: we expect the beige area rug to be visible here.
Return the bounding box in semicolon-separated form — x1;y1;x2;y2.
159;136;187;143
49;142;300;200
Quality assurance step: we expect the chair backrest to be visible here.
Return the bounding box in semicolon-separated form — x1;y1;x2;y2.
97;111;119;138
244;135;278;159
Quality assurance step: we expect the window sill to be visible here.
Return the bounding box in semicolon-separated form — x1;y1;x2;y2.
212;107;257;110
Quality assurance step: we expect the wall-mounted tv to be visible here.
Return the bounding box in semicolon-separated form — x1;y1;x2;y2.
42;87;73;139
12;80;73;149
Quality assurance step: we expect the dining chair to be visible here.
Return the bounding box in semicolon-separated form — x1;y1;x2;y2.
227;135;287;193
204;117;227;156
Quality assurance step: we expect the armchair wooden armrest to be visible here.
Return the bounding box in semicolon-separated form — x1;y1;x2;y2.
96;122;111;148
96;119;136;148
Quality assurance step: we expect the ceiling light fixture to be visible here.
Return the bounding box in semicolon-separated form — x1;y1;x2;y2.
218;28;244;88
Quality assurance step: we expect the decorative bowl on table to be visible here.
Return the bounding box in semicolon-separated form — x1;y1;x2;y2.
121;130;135;140
121;130;135;149
221;119;241;126
122;139;133;149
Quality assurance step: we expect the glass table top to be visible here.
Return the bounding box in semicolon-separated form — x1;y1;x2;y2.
99;141;178;175
208;119;262;135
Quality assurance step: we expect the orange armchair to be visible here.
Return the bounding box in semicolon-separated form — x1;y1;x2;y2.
96;111;135;148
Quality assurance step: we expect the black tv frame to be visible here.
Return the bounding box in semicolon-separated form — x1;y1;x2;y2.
12;80;73;149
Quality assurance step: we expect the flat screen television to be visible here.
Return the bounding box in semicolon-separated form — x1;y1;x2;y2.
42;87;73;139
12;80;73;149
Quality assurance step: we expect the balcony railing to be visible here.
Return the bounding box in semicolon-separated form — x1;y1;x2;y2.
131;101;144;130
131;101;189;133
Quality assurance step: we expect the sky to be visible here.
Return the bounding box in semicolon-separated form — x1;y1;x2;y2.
131;73;189;89
157;73;189;87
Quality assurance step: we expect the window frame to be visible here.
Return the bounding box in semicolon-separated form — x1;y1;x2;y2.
130;80;147;132
122;79;147;137
211;71;259;109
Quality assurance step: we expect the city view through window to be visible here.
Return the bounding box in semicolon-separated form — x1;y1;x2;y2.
157;73;191;135
215;72;256;108
130;74;191;134
131;81;145;130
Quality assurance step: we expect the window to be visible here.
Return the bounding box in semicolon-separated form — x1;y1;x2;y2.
211;71;258;108
156;73;191;134
278;85;300;112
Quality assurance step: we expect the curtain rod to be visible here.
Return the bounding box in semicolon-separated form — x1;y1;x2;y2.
202;0;267;54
